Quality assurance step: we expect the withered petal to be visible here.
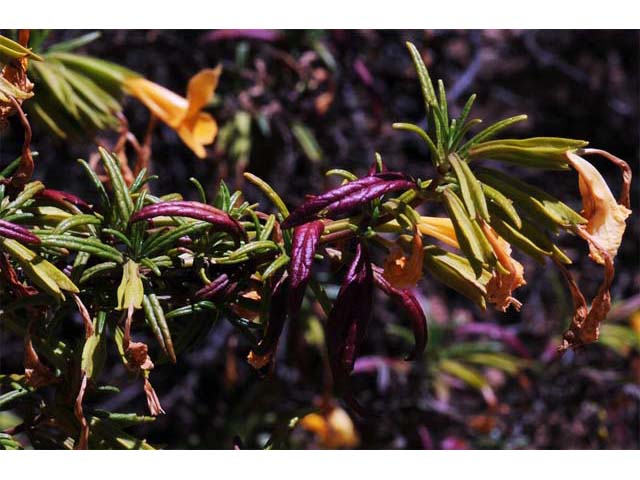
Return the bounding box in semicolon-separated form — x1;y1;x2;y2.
565;151;631;264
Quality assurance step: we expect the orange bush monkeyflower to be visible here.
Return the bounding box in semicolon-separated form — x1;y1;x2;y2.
124;66;222;159
383;230;424;289
480;222;526;312
299;406;360;449
565;151;631;265
417;216;460;249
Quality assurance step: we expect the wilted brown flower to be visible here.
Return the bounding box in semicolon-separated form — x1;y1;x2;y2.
481;222;526;312
565;151;631;265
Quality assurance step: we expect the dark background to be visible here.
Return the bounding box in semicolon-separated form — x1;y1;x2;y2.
1;30;639;449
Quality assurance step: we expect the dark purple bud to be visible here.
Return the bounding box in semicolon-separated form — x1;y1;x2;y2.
326;243;373;408
195;273;237;300
281;173;415;229
288;220;324;320
37;189;92;211
373;266;428;360
253;273;289;358
131;201;246;240
0;219;41;245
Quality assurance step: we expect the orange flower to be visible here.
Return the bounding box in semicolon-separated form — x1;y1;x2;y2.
124;66;222;159
417;216;460;249
383;231;424;289
481;222;526;312
299;406;360;449
565;151;631;265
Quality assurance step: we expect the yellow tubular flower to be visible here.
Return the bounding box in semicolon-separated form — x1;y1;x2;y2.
124;66;222;158
480;222;526;312
417;216;460;249
383;231;424;289
565;151;631;265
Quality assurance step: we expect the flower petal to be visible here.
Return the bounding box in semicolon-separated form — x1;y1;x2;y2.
417;216;460;249
382;232;424;289
565;151;631;264
177;112;218;159
185;67;222;122
481;222;526;312
124;77;187;127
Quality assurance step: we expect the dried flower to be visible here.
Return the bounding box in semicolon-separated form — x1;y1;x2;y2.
480;222;526;312
565;151;631;265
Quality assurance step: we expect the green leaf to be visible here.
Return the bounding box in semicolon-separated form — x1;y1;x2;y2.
405;41;437;112
291;122;323;163
460;114;528;153
477;167;587;229
469;137;588;170
81;315;107;380
99;147;133;225
422;246;489;310
0;34;43;61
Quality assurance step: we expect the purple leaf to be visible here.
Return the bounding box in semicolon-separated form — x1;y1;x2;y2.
281;173;415;229
0;219;41;245
326;243;373;408
195;273;237;300
202;29;283;43
455;322;530;358
373;266;428;360
36;189;92;211
288;220;324;319
131;201;246;240
254;273;289;358
354;58;374;87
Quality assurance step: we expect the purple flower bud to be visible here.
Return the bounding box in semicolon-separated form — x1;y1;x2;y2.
288;220;324;320
373;266;428;360
131;201;246;240
281;173;415;229
0;219;41;245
